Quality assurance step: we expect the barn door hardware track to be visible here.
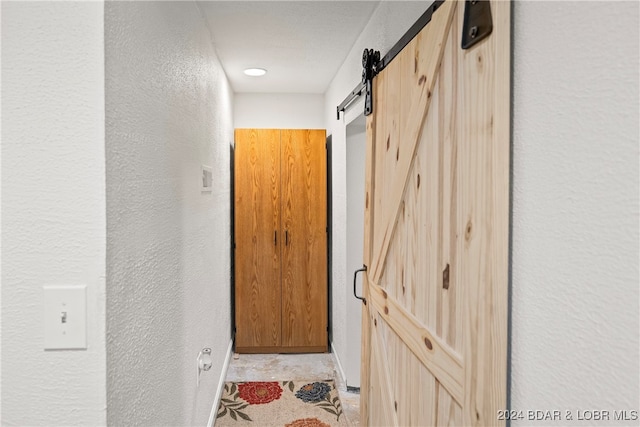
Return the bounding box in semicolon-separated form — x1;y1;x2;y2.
461;0;493;49
336;0;444;120
335;48;379;120
335;1;492;119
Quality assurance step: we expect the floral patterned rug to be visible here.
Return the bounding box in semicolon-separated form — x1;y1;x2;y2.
215;380;349;427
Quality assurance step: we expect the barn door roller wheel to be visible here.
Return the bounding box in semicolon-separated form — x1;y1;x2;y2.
362;48;380;117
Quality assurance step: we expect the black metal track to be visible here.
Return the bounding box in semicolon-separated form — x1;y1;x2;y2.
336;81;366;120
377;0;445;73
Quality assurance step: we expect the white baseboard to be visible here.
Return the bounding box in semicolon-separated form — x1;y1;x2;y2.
207;339;233;427
331;341;347;385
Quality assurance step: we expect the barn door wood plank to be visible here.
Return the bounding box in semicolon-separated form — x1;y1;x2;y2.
458;2;510;425
371;317;400;426
369;332;391;426
370;1;456;283
360;103;379;424
435;0;460;353
436;5;464;425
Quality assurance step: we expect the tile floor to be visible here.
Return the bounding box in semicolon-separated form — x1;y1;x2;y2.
225;353;360;426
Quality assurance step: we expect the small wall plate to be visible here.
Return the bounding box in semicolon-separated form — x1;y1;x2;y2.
201;165;213;192
43;285;87;350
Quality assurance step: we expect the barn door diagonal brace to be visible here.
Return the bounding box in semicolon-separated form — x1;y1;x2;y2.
461;0;493;49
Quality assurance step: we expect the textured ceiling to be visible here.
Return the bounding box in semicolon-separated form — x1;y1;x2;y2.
198;1;380;94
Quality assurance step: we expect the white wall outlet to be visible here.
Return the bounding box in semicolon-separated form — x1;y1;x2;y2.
196;347;212;387
43;285;87;350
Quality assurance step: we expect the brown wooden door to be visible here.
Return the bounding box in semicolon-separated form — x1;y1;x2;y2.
234;129;282;351
360;1;510;425
235;129;328;353
281;129;328;352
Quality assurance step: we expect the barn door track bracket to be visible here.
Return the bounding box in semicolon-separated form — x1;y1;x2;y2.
336;48;380;120
461;0;493;50
362;48;380;117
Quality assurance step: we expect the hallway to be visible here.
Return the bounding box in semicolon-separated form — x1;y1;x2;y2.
1;1;638;426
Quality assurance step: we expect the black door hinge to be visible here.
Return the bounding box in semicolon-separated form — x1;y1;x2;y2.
461;0;493;50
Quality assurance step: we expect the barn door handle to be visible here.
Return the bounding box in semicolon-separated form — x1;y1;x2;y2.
285;230;289;246
353;265;367;305
274;230;277;245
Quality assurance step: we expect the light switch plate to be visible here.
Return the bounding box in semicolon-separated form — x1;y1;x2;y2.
201;165;212;192
43;285;87;350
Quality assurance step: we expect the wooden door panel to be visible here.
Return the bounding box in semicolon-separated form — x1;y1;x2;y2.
437;387;463;427
368;345;386;426
370;320;398;426
234;129;282;351
280;129;328;350
368;280;464;403
438;17;464;355
370;2;456;285
381;306;463;427
458;2;511;423
362;1;510;425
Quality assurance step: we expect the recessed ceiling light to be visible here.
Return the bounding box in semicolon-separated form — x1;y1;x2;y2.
244;68;267;77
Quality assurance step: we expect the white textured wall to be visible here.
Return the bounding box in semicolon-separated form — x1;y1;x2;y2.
324;0;429;382
1;2;4;423
1;2;107;425
234;93;325;129
511;2;639;422
105;2;233;426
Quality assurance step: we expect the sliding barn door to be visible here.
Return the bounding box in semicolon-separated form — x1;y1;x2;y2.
361;1;510;426
234;129;282;351
281;129;328;352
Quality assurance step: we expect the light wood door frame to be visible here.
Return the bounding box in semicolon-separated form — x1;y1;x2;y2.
360;1;511;425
